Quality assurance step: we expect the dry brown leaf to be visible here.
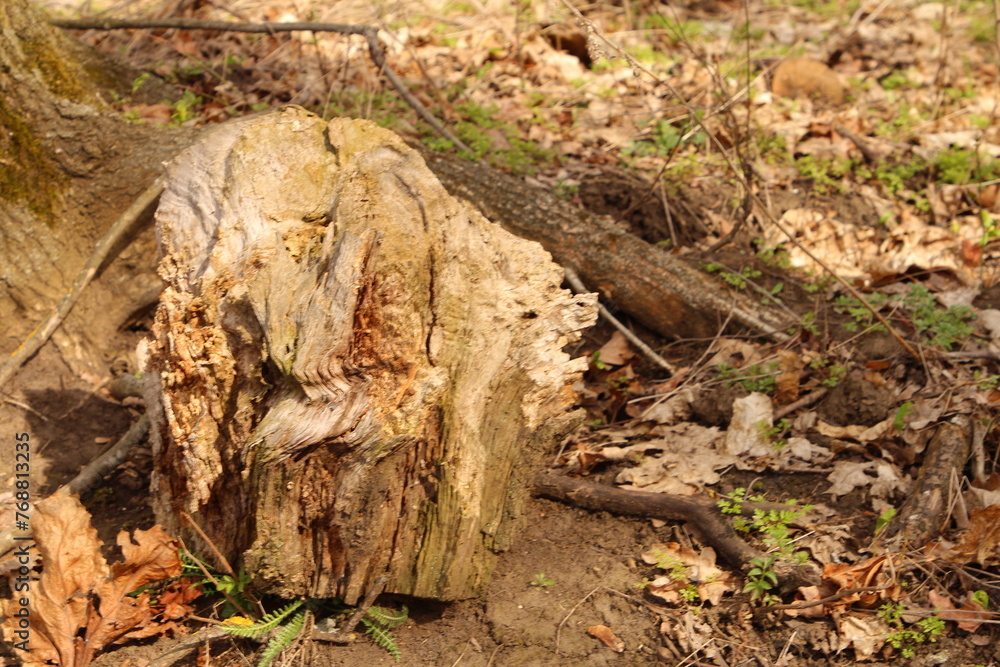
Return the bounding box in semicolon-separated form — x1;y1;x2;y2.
946;504;1000;565
596;331;634;366
928;589;989;633
587;624;625;652
835;614;889;659
775;350;802;405
784;585;834;618
642;543;735;605
821;555;899;609
0;494;184;667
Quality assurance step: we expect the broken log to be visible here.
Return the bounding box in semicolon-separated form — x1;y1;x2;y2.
419;150;794;341
141;105;598;603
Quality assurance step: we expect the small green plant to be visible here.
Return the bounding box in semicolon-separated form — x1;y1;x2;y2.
219;600;306;667
882;611;945;658
131;72;150;94
834;292;888;332
530;573;555;588
980;209;1000;247
794;155;851;193
971;590;990;609
798;311;819;336
874;157;928;195
679;584;701;602
648;551;689;580
170;90;202;124
809;358;847;387
703;263;762;290
903;284;975;350
743;554;780;605
361;605;409;662
717;362;780;394
974;371;1000;390
718;490;812;605
881;70;915;90
935;147;1000;185
181;551;255;616
553;180;578;199
875;507;897;535
878;601;905;625
893;402;914;431
756;418;791;449
756;242;791;269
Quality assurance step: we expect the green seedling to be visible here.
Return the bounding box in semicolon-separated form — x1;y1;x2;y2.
874;507;896;535
717;362;779;394
718;490;812;605
530;573;555;587
703;263;762;290
882;610;945;658
756;418;791;449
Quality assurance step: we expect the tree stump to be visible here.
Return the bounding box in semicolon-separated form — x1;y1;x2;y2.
141;105;597;603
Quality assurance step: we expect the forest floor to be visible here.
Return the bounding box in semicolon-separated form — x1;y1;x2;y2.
5;0;1000;664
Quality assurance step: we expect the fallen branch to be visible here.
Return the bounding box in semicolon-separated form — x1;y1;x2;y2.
533;473;821;589
873;416;972;552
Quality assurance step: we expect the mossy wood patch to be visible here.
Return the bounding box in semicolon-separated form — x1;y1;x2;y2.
142;105;597;602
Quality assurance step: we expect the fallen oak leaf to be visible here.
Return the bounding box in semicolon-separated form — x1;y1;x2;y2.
0;494;185;666
0;493;109;666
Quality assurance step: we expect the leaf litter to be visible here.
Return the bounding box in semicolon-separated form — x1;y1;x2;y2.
0;494;195;667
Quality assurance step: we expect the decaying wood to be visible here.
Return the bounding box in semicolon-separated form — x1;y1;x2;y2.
874;417;972;552
418;143;793;343
142;105;598;603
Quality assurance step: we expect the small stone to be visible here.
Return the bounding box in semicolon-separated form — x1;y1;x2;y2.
772;58;845;105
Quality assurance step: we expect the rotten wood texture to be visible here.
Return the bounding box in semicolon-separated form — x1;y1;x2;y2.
534;473;821;589
419;149;793;341
873;416;972;552
142;105;597;603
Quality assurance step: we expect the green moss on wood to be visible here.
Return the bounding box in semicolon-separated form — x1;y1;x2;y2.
0;97;66;222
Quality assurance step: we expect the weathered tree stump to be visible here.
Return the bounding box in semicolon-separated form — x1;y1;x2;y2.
141;105;597;603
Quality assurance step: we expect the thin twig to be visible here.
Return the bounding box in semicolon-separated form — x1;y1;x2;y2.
0;177;164;390
312;575;389;643
755;584;892;613
66;415;150;496
179;512;238;579
177;539;255;619
774;387;829;420
564;267;676;375
554;585;600;654
145;626;230;667
50;17;478;156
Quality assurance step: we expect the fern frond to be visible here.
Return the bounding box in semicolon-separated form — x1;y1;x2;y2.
362;617;402;662
258;611;307;667
219;600;304;639
366;605;409;629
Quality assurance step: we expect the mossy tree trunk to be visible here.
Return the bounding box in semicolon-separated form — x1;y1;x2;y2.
0;0;191;372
